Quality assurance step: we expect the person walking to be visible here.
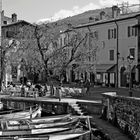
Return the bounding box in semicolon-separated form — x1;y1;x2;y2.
56;84;61;101
58;84;62;101
85;79;91;95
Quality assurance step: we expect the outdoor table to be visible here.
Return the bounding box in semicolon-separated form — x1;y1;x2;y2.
9;90;21;96
25;90;38;98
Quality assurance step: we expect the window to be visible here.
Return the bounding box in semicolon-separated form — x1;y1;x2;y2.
129;48;135;58
3;21;7;24
94;31;98;40
64;37;67;45
128;26;137;37
11;65;17;78
6;31;15;38
108;28;117;39
109;50;114;61
128;26;130;37
60;38;62;47
114;28;116;39
108;29;110;39
89;31;98;40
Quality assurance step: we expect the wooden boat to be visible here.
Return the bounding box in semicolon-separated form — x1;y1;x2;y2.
0;127;71;137
16;130;90;140
49;130;90;140
6;113;71;124
0;116;81;137
0;106;42;120
0;102;3;110
28;114;71;124
0;115;92;139
5;117;79;130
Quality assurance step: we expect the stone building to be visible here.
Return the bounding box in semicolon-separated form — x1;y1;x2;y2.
1;11;33;86
59;6;140;87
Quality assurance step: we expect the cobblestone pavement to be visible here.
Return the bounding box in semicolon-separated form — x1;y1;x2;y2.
91;115;131;140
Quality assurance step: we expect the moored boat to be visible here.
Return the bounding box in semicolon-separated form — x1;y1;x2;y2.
0;106;42;120
4;117;79;130
0;127;71;137
0;110;92;139
15;129;90;140
6;113;71;124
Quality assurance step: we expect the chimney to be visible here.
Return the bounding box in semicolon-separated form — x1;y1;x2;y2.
112;6;120;18
100;11;106;20
12;13;17;22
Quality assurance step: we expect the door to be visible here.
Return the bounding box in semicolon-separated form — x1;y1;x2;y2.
120;67;127;87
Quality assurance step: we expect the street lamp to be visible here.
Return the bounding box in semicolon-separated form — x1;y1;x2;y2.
127;55;134;97
20;58;26;96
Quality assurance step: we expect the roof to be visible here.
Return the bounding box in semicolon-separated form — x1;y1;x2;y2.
2;20;35;28
75;12;140;29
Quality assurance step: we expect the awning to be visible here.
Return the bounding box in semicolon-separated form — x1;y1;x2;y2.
133;24;140;28
96;64;116;73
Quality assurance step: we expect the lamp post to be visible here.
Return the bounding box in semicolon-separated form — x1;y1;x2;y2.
21;58;26;96
127;55;134;97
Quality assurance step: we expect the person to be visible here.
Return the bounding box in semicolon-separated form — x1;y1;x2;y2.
85;79;91;95
57;83;62;101
35;84;42;96
50;83;54;96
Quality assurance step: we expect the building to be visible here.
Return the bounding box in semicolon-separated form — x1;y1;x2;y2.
1;11;17;25
1;11;33;86
60;6;140;87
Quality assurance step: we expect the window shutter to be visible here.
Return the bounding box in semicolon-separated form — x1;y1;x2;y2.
114;28;116;39
128;26;130;37
108;29;110;39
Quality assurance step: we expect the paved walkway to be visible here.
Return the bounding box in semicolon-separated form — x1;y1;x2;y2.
38;96;102;104
91;115;131;140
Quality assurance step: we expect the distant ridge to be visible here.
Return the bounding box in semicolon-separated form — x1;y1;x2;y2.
37;7;113;27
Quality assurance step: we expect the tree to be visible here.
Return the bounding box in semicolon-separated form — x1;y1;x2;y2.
5;23;69;83
53;26;100;83
3;22;101;86
0;39;20;90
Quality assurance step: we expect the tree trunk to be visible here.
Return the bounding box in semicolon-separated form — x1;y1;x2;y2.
0;56;4;91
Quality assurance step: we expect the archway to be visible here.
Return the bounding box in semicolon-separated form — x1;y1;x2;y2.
120;66;127;87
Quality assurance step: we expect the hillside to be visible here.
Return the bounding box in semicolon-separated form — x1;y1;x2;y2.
40;7;113;31
55;7;113;26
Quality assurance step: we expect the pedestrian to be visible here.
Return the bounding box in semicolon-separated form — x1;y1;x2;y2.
58;83;62;101
50;83;54;96
85;79;91;95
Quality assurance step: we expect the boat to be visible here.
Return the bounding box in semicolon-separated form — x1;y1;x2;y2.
0;115;92;139
0;102;3;110
0;127;71;137
49;130;90;140
0;116;81;137
5;113;71;124
28;114;71;124
4;117;79;130
15;129;91;140
0;106;42;120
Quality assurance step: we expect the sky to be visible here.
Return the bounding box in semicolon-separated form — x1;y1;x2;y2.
2;0;140;23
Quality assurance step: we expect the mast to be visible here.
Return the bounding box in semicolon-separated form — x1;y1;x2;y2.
0;0;2;91
0;0;2;52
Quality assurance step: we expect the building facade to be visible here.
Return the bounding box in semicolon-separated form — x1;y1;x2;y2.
60;6;140;87
1;12;33;86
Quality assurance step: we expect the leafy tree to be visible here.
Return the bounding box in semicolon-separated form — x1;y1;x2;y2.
0;39;20;90
53;26;100;83
3;22;100;86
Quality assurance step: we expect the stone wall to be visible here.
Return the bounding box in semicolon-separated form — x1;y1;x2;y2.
101;92;140;140
77;101;102;115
